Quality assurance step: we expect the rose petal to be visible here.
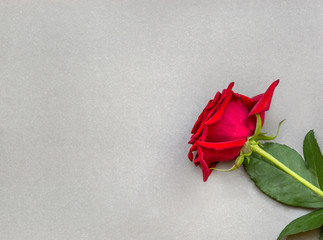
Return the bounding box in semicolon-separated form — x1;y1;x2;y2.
194;145;211;181
215;82;234;105
204;90;233;126
237;93;257;111
191;92;221;134
200;159;210;182
196;143;242;181
188;144;197;161
200;145;242;163
249;79;279;116
205;95;253;142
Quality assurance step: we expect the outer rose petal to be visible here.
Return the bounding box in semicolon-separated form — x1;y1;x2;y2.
205;82;234;126
188;144;196;161
191;100;212;134
191;92;221;134
249;79;279;116
189;93;222;145
196;139;246;181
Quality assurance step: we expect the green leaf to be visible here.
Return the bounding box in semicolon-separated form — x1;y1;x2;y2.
244;142;323;208
277;208;323;240
304;130;323;190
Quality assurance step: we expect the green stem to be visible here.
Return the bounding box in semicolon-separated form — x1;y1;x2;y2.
251;144;323;198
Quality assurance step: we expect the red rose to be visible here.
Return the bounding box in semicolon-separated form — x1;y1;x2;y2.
188;80;279;181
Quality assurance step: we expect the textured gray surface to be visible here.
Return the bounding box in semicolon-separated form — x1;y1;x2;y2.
0;1;322;240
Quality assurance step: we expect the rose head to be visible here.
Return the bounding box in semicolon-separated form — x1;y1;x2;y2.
188;80;279;181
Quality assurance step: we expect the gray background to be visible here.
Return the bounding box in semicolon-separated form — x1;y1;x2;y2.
1;1;322;240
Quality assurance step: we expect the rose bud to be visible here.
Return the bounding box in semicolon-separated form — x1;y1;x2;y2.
188;80;279;181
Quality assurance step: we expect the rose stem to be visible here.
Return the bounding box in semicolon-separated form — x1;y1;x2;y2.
251;144;323;198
